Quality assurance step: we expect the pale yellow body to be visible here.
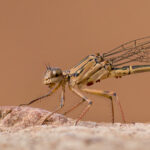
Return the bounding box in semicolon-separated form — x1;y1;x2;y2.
20;36;150;125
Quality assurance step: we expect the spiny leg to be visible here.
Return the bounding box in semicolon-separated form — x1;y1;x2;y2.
19;83;61;106
70;88;93;125
42;84;66;124
81;88;126;123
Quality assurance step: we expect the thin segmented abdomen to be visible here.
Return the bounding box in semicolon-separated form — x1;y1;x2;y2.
108;65;150;78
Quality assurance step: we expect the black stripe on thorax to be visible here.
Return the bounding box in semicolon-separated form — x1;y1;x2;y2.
70;55;97;77
71;58;94;77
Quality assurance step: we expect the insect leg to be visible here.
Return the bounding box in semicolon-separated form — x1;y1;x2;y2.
70;87;93;125
19;83;61;106
63;99;85;115
41;84;66;124
81;88;126;123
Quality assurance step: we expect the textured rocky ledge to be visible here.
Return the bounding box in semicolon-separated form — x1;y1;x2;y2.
0;106;150;150
0;106;72;131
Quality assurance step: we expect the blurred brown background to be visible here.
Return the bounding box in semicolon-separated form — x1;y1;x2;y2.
0;0;149;123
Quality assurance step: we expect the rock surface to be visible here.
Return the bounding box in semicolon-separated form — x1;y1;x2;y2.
0;106;150;150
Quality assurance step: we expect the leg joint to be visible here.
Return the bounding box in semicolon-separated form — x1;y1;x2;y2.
113;92;117;97
60;104;64;108
88;101;93;105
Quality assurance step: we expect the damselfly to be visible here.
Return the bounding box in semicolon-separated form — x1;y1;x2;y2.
20;36;150;125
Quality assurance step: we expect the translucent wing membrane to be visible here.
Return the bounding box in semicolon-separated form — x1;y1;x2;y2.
103;36;150;67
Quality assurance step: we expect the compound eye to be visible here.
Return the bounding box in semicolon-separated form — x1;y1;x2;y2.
52;70;60;77
55;73;59;77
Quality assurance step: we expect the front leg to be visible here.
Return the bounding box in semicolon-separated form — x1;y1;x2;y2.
19;83;61;106
41;84;66;124
81;88;126;123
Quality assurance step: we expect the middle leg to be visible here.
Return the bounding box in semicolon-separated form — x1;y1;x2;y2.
63;99;85;115
70;87;93;125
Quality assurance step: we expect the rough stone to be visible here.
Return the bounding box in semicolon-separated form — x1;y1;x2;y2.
0;106;150;150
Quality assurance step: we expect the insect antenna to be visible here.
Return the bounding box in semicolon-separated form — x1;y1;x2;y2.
45;64;51;70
